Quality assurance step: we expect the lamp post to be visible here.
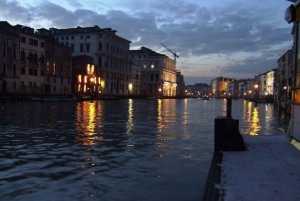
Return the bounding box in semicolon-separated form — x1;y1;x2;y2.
158;88;162;98
284;86;288;116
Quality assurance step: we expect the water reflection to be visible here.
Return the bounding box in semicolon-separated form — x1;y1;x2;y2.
0;99;289;201
75;101;103;146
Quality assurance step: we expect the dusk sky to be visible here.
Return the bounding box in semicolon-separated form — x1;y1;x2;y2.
0;0;294;85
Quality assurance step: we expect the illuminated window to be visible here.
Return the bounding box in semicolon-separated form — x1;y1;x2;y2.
53;63;56;75
84;75;87;83
78;84;81;92
151;62;154;69
83;84;86;92
143;62;146;69
78;75;82;82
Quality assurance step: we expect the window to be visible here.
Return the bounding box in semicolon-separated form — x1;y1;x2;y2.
66;42;69;47
41;42;45;48
46;62;50;74
151;62;154;69
41;70;44;76
66;36;69;40
21;36;26;43
53;78;56;83
143;62;146;69
80;36;84;39
2;42;6;57
71;44;74;52
21;68;25;75
87;35;90;39
61;64;64;72
61;37;64;40
29;68;33;75
86;44;90;52
99;43;102;50
13;64;16;76
13;44;17;58
71;36;74;39
80;44;83;52
53;63;56;75
40;54;45;64
2;63;6;75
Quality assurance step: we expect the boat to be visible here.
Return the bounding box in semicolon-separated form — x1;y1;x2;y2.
202;96;210;100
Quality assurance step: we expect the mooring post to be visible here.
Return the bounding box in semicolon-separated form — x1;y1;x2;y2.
226;98;232;119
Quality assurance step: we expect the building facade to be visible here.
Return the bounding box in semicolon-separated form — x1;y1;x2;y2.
51;26;132;96
0;21;20;94
210;77;235;98
130;47;177;97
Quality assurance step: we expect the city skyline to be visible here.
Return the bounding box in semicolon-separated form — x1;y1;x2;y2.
0;0;293;85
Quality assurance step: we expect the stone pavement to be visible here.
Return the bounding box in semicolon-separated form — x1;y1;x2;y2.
219;135;300;201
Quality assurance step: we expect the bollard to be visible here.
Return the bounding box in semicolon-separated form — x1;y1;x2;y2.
226;98;232;119
214;98;246;152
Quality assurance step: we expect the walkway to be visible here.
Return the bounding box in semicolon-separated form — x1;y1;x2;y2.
219;135;300;201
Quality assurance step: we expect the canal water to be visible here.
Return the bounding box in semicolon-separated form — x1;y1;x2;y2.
0;98;289;201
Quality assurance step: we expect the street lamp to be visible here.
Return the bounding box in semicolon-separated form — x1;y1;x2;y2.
158;88;162;97
129;83;133;95
284;86;288;116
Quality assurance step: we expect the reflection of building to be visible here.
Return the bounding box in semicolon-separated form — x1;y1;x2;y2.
51;26;132;96
130;47;177;97
72;55;101;97
210;77;235;98
0;21;20;94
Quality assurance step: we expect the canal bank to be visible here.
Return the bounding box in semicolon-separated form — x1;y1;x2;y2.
203;99;298;201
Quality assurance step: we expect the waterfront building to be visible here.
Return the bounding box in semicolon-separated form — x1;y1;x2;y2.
210;77;235;98
36;28;73;95
284;1;300;145
50;26;132;96
130;47;177;97
253;73;267;98
237;79;250;99
72;55;101;97
18;26;46;95
130;63;141;95
277;50;293;106
244;79;255;98
0;21;20;94
176;71;185;97
266;69;276;95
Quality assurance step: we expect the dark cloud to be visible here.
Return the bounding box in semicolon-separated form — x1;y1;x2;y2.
0;0;293;84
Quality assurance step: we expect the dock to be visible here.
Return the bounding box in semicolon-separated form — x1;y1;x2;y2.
203;135;300;201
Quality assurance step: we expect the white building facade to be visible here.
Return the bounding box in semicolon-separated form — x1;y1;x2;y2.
51;26;132;96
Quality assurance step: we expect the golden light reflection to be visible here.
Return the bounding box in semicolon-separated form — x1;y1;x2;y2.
182;98;190;140
126;99;134;133
157;99;164;132
244;101;261;136
75;102;103;146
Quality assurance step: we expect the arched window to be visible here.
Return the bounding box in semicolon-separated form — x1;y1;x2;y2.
2;63;6;75
2;42;6;57
21;50;25;61
40;54;44;64
33;53;38;62
28;52;33;62
13;64;16;76
13;43;17;58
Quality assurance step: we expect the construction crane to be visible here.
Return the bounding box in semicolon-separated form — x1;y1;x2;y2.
160;43;179;61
